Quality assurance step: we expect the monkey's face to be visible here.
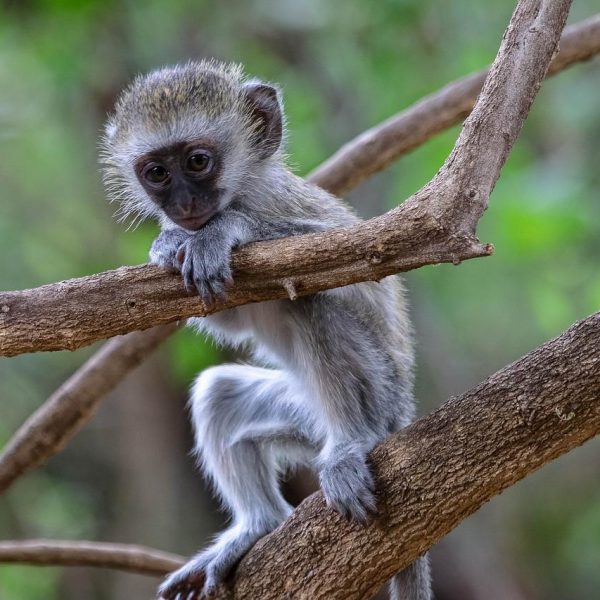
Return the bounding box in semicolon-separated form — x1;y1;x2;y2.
134;140;224;230
102;62;284;229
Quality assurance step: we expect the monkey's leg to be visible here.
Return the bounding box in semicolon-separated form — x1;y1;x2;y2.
159;364;316;600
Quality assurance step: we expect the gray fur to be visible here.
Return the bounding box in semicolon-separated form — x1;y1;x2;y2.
103;60;431;600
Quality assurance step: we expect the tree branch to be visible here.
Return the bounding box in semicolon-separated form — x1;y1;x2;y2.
2;312;599;597
211;309;600;600
0;7;590;358
0;539;184;577
0;323;178;494
310;14;600;195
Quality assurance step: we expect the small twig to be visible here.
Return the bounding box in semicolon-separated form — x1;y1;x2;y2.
281;278;298;301
0;539;184;577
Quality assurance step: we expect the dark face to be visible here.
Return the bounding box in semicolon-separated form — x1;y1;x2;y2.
135;140;224;230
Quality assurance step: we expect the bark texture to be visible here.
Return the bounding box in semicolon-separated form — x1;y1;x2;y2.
0;3;586;357
0;540;184;577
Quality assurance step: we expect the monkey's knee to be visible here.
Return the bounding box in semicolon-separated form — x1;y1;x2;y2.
189;364;245;447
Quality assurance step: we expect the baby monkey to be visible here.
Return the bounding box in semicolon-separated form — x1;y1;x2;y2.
103;60;430;600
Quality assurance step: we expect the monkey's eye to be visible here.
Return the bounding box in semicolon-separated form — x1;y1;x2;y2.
187;151;212;174
144;165;170;185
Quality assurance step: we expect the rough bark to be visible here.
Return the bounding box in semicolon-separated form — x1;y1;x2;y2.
0;540;184;577
2;311;599;597
0;2;583;358
212;310;600;599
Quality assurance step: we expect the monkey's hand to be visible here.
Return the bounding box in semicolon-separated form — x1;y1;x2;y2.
172;210;256;305
176;226;236;307
149;228;190;271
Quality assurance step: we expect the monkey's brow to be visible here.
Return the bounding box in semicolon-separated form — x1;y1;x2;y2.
137;138;218;160
134;142;219;174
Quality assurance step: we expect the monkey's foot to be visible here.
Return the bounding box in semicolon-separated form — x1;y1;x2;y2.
158;528;263;599
319;452;377;524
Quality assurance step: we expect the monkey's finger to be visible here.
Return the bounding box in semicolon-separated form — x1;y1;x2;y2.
359;488;379;516
195;279;217;310
206;276;229;301
345;499;369;524
181;256;197;293
176;245;186;265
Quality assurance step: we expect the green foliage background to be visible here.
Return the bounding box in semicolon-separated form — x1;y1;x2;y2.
0;1;599;598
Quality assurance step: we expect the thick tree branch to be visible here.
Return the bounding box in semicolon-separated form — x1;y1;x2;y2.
211;309;600;599
0;539;184;577
0;6;588;358
2;312;599;597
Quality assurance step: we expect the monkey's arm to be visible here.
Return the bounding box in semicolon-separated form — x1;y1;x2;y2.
150;203;338;304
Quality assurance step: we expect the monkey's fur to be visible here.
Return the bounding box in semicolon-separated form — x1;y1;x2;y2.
103;60;431;600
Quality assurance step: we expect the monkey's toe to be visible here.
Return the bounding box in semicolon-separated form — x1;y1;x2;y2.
158;562;206;600
320;453;378;525
149;229;190;272
159;528;261;600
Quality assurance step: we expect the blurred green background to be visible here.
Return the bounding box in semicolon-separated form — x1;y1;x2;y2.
1;1;599;599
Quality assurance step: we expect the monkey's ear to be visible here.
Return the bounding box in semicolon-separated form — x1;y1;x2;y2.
243;82;283;159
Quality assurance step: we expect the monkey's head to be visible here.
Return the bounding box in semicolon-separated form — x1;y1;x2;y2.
102;60;284;229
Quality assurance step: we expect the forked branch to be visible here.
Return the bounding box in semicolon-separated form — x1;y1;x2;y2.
0;8;595;357
310;14;600;195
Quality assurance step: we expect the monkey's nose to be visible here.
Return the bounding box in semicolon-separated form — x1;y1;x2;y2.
178;199;195;216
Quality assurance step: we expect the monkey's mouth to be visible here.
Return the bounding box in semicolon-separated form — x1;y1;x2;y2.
173;209;217;231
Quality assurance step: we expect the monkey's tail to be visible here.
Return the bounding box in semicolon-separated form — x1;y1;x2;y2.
388;554;432;600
